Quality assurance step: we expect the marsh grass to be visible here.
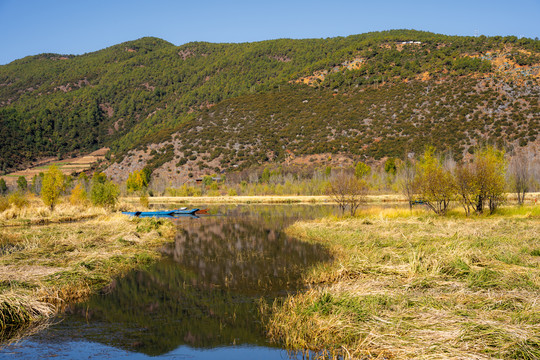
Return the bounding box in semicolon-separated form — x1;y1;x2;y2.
0;294;55;326
0;203;175;335
265;205;540;359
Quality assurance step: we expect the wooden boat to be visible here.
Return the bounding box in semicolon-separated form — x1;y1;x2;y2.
122;208;199;217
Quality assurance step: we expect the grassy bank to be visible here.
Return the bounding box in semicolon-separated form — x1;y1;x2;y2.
265;206;540;359
0;200;175;339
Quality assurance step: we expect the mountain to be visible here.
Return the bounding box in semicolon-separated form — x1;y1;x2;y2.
1;30;539;181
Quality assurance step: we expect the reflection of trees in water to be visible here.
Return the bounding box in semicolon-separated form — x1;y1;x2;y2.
163;216;331;294
39;213;331;356
55;260;267;355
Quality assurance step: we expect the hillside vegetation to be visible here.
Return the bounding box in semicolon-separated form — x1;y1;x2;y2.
1;30;539;180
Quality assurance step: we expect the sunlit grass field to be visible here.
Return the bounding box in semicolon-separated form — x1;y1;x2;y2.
265;206;540;359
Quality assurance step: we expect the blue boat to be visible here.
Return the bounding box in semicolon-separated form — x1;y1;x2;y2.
122;208;199;217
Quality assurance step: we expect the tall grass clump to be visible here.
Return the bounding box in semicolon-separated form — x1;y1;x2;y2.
0;294;54;330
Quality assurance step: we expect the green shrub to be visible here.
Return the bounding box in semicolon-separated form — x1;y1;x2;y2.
8;191;29;208
0;179;7;195
90;179;119;208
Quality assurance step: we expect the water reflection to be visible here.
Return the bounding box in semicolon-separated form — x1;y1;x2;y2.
3;206;332;358
164;215;330;295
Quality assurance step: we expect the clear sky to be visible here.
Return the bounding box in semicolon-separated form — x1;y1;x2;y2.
1;0;539;65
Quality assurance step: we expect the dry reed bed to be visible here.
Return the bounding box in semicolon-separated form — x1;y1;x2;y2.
265;206;540;359
0;202;175;339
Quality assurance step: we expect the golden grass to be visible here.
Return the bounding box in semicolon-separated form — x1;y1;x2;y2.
264;206;540;359
0;201;176;334
0;292;55;329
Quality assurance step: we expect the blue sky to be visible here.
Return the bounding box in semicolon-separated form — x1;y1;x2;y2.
1;0;539;65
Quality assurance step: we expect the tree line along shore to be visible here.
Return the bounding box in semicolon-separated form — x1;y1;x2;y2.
2;145;539;212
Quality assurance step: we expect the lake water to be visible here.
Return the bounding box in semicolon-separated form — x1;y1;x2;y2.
0;205;335;359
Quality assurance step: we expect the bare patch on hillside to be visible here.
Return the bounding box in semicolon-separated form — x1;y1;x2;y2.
268;55;291;63
178;49;195;60
294;57;365;86
55;78;90;93
141;83;155;91
99;103;114;118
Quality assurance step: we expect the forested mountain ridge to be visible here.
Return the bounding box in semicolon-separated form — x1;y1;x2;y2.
1;30;539;181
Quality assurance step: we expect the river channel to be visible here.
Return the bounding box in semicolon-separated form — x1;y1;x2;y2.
0;205;335;359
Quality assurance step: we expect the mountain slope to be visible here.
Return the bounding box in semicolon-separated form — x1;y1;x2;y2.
1;30;539;178
105;76;539;184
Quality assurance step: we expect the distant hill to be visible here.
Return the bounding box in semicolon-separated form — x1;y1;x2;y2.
1;30;539;181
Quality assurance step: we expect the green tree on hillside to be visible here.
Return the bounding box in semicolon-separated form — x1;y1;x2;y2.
17;176;27;192
0;178;7;195
126;169;150;193
41;165;65;211
260;168;271;183
384;158;397;175
354;161;371;179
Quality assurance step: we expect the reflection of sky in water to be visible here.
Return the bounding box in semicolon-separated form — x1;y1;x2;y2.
4;341;293;359
0;205;334;359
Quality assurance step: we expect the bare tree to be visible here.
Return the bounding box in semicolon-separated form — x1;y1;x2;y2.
397;159;418;210
508;152;530;205
327;172;349;213
327;172;368;216
455;163;477;216
149;175;169;196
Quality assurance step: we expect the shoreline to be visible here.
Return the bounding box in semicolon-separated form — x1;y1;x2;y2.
129;194;404;205
122;192;540;205
0;203;176;339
